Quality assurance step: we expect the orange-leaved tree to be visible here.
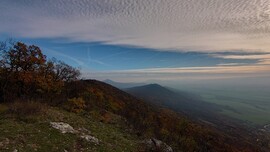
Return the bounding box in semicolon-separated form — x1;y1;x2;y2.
0;41;80;102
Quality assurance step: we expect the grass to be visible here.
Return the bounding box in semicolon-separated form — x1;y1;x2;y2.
0;103;141;152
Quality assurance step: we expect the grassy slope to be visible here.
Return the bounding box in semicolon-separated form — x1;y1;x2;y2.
0;104;140;152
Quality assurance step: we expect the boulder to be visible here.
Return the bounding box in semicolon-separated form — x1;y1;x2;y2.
144;138;173;152
50;122;77;134
50;122;99;145
80;135;99;144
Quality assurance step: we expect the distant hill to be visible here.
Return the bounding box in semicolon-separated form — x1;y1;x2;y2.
125;84;222;114
125;84;187;109
125;84;248;128
103;79;147;89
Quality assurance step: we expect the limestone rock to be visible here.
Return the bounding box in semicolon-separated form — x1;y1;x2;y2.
50;122;99;145
144;138;173;152
80;135;99;144
50;122;77;134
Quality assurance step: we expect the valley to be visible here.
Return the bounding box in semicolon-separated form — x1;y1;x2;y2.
177;87;270;126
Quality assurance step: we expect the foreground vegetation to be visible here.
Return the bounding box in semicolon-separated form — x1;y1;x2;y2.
0;102;141;152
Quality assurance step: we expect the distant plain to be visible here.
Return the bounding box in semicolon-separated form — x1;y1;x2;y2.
179;87;270;125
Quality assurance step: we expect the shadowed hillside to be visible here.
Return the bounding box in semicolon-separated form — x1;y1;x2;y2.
125;84;230;119
81;80;266;151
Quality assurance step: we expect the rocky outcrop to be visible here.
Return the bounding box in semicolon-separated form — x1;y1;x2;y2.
50;122;77;134
144;138;173;152
80;135;99;144
50;122;99;144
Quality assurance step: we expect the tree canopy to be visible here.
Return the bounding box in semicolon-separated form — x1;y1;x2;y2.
0;41;80;102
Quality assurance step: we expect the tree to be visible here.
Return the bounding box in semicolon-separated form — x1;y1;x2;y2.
52;58;80;82
0;41;80;102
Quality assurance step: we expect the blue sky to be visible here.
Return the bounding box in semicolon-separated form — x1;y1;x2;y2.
1;0;270;82
1;37;258;70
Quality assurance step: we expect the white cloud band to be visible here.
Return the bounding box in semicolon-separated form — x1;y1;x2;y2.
1;0;270;52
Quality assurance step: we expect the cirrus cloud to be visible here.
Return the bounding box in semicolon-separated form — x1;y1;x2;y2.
1;0;270;52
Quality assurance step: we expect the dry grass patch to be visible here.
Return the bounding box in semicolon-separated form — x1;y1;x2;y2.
8;100;47;116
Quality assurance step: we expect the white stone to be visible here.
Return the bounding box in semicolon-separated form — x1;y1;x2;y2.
50;122;77;134
80;135;99;144
145;138;173;152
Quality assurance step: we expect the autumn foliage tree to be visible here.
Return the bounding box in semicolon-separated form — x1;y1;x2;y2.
51;58;80;82
0;41;80;102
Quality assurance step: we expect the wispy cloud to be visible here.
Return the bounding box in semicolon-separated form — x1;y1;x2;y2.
88;59;109;66
44;47;85;66
1;0;270;52
213;54;270;60
213;53;270;65
109;65;270;74
257;59;270;65
217;63;247;66
85;64;270;82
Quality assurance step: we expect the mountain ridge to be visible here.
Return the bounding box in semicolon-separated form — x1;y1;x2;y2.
103;79;147;89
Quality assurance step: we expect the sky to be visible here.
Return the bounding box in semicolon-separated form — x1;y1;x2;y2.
1;0;270;83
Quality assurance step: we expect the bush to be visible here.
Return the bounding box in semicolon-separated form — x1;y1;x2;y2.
66;97;86;113
8;100;45;116
0;104;8;114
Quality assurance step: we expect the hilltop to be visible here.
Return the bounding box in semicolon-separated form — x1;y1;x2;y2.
103;79;147;89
